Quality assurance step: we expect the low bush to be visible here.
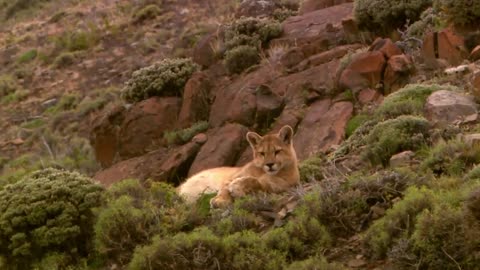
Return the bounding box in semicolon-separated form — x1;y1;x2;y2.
285;256;346;270
132;4;162;24
94;179;181;265
17;49;37;63
163;121;209;145
345;114;370;138
298;155;324;182
224;17;282;50
0;168;104;269
363;116;430;166
121;58;199;103
434;0;480;26
354;0;433;34
225;45;260;74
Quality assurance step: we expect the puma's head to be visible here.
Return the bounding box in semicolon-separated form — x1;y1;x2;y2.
246;125;297;175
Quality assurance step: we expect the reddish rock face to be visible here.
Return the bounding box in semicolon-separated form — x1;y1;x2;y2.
118;97;181;159
470;45;480;61
384;54;414;94
299;0;353;15
188;123;249;176
90;105;126;168
177;72;213;128
293;99;353;160
340;51;386;91
472;72;480;98
94;141;202;187
422;28;468;66
369;38;402;59
193;32;219;68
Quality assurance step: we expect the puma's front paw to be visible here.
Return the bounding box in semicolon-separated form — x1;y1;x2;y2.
228;176;260;198
210;195;232;209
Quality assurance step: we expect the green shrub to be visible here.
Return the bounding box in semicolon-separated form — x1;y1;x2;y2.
421;139;480;176
405;8;444;38
434;0;480;26
132;4;162;24
121;58;199;103
164;121;209;145
465;166;480;181
224;17;282;50
17;49;37;63
2;0;50;19
128;228;286;270
53;29;99;52
364;186;434;259
225;45;260;74
354;0;433;33
375;84;454;120
53;52;77;68
0;168;104;269
345;114;370;138
285;256;346;270
94;179;181;265
0;74;18;98
298;155;324;182
363;116;430;166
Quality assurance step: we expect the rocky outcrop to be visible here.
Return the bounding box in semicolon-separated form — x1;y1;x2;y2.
188;123;249;176
293;99;353;160
299;0;353;15
177;72;213;128
425;90;478;125
235;0;277;18
422;28;469;66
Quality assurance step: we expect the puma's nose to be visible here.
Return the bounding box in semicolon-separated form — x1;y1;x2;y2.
266;163;274;169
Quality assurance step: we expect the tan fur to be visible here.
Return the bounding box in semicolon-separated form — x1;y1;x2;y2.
178;125;300;208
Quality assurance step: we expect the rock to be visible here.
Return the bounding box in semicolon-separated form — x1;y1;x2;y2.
280;47;305;69
339;51;386;91
177;72;213;128
94;141;201;187
358;88;382;105
299;0;353;14
235;0;276;18
462;134;480;147
41;98;58;109
369;38;402;58
470;45;480;61
192;133;208;144
279;3;353;56
118;97;181;159
389;151;415;167
293;100;353;160
193;32;219;67
10;138;24;146
425;90;478;125
422;28;468;66
188;123;249;176
295;44;363;71
90;105;126;168
472;72;480;98
348;258;367;268
384;54;414;94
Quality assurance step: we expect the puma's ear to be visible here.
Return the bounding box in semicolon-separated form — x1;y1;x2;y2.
278;125;294;144
246;132;262;148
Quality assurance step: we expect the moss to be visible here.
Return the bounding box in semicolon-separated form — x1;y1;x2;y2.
364;186;434;259
1;89;29;104
345;114;370;138
164;121;209;145
363;116;430;166
121;58;199;103
20;118;45;129
434;0;480;26
132;4;162;24
421;139;480;176
225;45;260;74
375;84;455;120
17;49;37;63
354;0;433;34
0;168;104;269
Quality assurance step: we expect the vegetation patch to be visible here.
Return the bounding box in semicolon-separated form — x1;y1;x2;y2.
17;49;37;63
225;45;260;74
0;168;104;269
345;114;370;138
354;0;433;34
132;4;162;24
164;121;209;145
121;58;199;103
434;0;480;26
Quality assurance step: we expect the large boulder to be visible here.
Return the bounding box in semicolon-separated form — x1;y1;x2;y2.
422;28;468;66
425;90;478;125
94;141;202;187
193;32;219;68
293;99;353;160
235;0;277;18
177;72;213;128
118;97;181;159
299;0;353;15
339;51;386;91
188;123;248;176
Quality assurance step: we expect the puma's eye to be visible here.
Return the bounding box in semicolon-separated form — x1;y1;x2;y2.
274;150;281;155
259;152;265;157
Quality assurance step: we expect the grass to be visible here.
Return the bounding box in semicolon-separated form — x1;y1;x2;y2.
17;49;37;63
164;121;209;145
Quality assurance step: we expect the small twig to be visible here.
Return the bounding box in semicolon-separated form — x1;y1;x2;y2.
41;135;55;160
442;247;462;270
